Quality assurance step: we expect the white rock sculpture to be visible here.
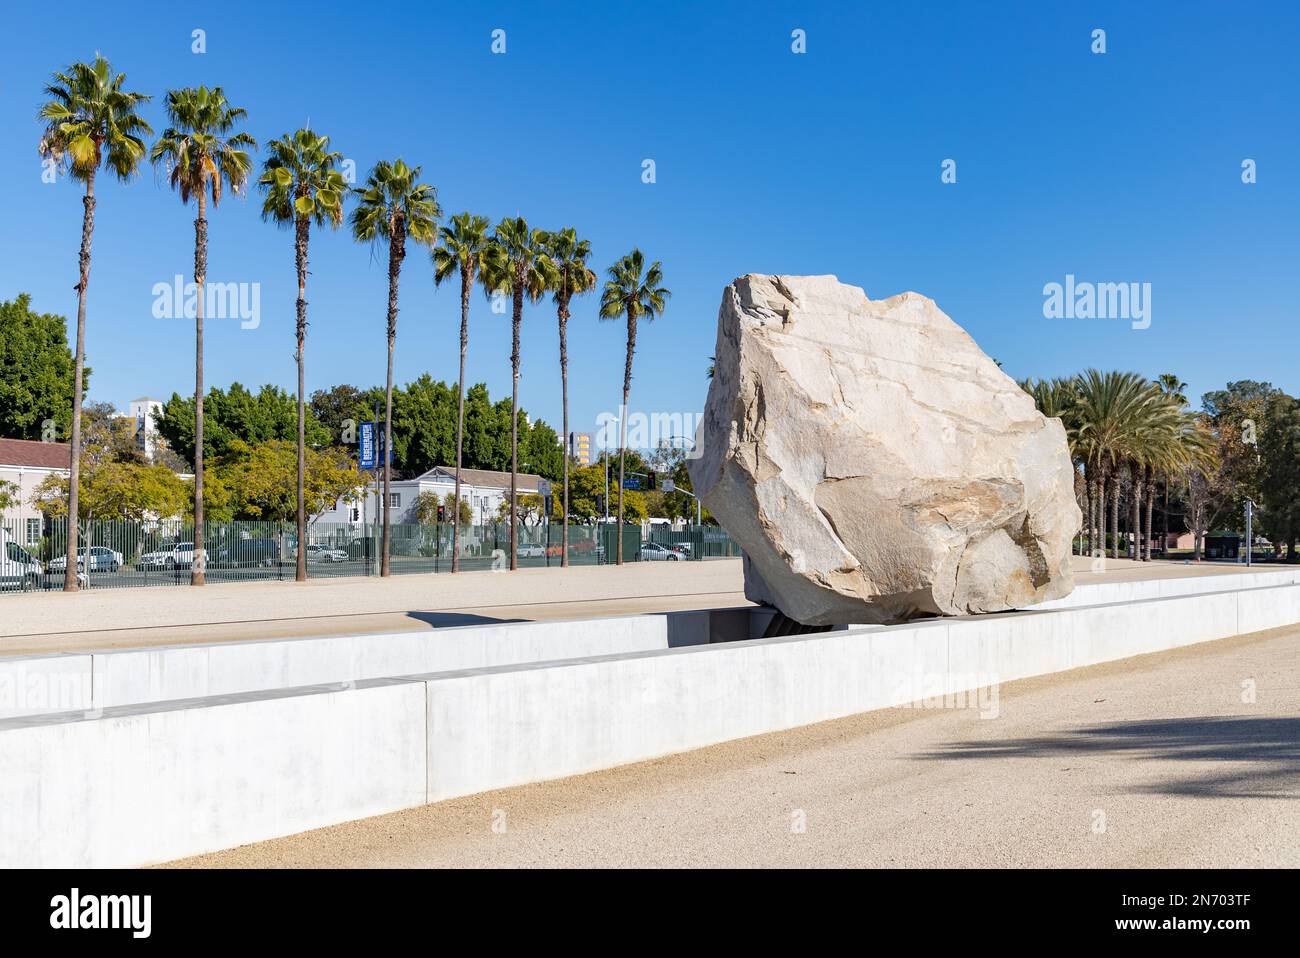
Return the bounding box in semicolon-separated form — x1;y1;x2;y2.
689;274;1080;625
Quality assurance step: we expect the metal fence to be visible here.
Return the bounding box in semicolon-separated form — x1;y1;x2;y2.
0;517;739;593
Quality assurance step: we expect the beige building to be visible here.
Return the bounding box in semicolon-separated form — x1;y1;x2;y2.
0;438;69;547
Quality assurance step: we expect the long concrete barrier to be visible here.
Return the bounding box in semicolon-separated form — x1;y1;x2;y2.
0;609;749;719
3;579;1300;866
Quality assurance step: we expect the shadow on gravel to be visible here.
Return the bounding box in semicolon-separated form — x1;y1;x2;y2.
922;716;1300;799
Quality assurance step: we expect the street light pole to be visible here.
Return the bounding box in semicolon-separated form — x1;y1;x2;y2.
1245;498;1254;566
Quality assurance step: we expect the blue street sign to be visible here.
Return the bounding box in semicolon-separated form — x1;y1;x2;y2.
359;421;377;469
622;477;642;490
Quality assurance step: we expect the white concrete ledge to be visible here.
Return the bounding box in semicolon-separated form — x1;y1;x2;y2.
4;579;1300;867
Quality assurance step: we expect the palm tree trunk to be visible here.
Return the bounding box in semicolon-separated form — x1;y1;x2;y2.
452;267;469;574
64;169;96;592
1130;462;1142;560
295;215;309;583
381;222;405;578
1144;466;1155;561
509;273;522;572
192;192;207;586
1162;479;1170;557
616;308;637;566
1108;473;1120;561
559;296;571;568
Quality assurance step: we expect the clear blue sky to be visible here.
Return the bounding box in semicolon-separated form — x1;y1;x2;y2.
2;1;1297;443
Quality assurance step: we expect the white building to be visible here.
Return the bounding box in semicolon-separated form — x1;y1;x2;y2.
318;466;546;526
0;438;69;546
118;397;164;461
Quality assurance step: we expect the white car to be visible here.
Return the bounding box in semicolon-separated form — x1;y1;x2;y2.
137;548;172;569
168;542;209;569
302;543;349;563
640;542;686;561
1;534;44;591
48;545;123;573
517;543;546;558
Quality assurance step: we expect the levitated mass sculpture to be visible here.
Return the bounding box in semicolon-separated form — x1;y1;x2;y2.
690;275;1080;625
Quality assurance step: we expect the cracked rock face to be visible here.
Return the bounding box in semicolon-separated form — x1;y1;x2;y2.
689;274;1080;625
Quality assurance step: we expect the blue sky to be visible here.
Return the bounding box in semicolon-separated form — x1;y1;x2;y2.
1;1;1297;444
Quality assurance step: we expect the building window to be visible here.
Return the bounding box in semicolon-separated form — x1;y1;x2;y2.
389;493;401;508
26;518;41;545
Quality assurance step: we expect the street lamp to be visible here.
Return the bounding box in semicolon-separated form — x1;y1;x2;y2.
660;434;702;527
602;415;621;522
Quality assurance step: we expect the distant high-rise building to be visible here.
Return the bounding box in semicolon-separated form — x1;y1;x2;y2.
121;397;164;460
568;431;592;465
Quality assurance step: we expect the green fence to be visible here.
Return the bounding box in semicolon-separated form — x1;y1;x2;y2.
0;517;739;593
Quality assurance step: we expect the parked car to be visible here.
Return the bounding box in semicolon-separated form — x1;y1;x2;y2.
517;543;546;558
640;542;686;561
300;543;349;563
167;542;209;569
137;548;172;570
1;531;43;591
48;545;123;573
218;538;280;567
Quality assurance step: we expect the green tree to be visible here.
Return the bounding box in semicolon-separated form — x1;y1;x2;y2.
38;55;152;590
433;212;492;572
0;295;81;440
259;127;349;581
483;217;550;570
350;159;440;576
150;86;256;585
310;384;380;446
539;227;596;567
157;383;330;463
1258;393;1300;558
599;249;670;564
211;439;365;523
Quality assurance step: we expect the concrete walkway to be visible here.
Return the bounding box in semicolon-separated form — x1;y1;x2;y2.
168;623;1300;868
0;559;750;655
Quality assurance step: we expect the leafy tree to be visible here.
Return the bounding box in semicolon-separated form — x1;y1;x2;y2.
0;479;20;512
0;295;81;441
350;159;440;576
309;384;380;446
1257;393;1300;558
599;249;670;563
259;127;348;581
210;439;365;523
38;55;152;589
151;86;256;585
157;383;330;463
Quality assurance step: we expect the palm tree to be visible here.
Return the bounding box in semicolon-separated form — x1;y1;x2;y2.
1021;377;1082;550
482;217;550;571
1073;370;1154;561
38;56;152;591
349;160;440;576
539;228;596;568
598;250;670;565
150;87;255;586
258;128;348;582
432;212;491;573
1153;374;1190;556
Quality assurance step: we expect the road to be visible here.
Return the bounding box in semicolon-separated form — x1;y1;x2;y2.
169;623;1300;868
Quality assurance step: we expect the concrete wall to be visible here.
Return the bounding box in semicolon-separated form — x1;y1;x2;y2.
1;612;737;719
5;579;1300;867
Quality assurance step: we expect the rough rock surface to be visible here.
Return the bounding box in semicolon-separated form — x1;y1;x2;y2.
690;275;1080;625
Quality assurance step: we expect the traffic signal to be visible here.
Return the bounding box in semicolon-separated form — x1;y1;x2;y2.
437;504;446;522
596;493;605;514
647;471;657;490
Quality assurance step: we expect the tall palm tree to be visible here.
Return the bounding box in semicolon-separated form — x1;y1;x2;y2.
258;128;348;582
1154;374;1190;556
349;160;440;576
1021;377;1082;550
599;250;670;565
540;228;596;568
151;87;255;586
432;212;491;573
38;56;152;591
483;217;550;571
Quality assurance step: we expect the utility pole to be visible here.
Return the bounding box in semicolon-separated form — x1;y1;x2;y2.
1245;498;1254;566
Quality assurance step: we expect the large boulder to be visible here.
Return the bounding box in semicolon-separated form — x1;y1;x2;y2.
690;275;1080;625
